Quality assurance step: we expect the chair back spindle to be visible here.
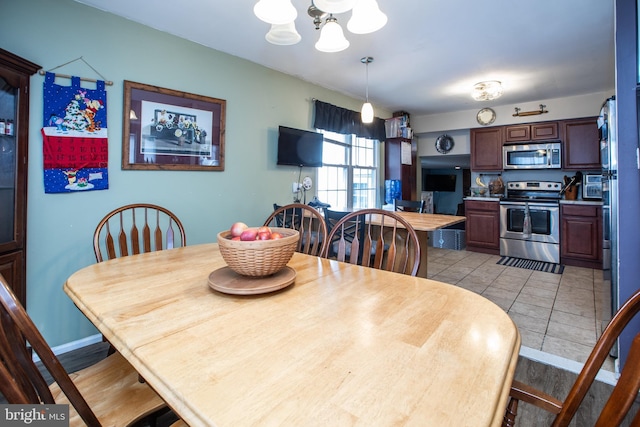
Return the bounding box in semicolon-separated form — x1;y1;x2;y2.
94;203;186;262
323;208;421;276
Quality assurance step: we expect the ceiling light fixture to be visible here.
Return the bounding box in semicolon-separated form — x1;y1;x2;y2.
315;14;350;52
472;81;503;101
265;22;302;45
254;0;387;51
361;56;374;124
253;0;297;25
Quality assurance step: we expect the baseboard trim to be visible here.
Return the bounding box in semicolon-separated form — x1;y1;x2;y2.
520;345;619;386
32;334;102;363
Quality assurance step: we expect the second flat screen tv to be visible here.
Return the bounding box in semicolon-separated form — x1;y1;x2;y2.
277;126;323;167
423;173;457;192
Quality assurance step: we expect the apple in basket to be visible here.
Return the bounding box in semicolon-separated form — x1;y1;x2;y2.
230;222;248;238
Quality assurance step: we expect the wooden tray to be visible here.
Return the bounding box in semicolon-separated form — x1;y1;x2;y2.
208;266;296;295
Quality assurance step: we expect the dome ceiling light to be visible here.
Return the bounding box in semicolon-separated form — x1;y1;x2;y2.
472;81;503;101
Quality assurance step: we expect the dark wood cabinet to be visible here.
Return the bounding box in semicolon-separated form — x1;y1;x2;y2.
385;137;417;201
470;127;503;171
562;117;599;170
505;122;559;143
465;200;500;254
560;203;602;269
0;49;39;307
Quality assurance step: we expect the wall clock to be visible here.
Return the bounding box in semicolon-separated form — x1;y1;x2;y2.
435;134;454;154
476;108;496;126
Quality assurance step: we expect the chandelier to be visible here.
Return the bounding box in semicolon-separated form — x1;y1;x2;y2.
472;81;503;101
254;0;387;52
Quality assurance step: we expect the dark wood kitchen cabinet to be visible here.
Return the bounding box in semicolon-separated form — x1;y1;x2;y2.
465;200;500;254
562;117;599;170
470;127;503;171
504;122;559;143
560;203;602;269
385;137;417;201
0;49;39;307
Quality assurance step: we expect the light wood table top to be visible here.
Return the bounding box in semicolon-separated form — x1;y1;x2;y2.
64;244;519;427
384;211;466;232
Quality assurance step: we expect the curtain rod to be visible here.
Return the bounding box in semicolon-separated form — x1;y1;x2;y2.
38;56;113;86
38;70;114;86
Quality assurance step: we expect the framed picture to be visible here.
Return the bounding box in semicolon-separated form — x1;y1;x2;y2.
122;81;226;171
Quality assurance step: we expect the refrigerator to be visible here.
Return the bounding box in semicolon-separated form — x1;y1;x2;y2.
599;96;618;357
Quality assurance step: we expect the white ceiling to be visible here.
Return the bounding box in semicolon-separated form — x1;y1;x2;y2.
73;0;615;117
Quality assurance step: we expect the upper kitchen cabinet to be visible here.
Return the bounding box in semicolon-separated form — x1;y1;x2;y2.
562;117;599;170
504;121;559;143
471;127;503;171
0;49;40;308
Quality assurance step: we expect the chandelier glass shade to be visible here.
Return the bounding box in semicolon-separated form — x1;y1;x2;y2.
472;81;503;101
266;22;302;45
254;0;297;25
347;0;388;34
254;0;386;51
313;0;357;14
315;15;350;52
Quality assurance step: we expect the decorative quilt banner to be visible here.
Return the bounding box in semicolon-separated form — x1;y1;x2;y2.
42;72;108;193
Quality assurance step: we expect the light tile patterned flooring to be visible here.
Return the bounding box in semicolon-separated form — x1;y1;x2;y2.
425;247;615;371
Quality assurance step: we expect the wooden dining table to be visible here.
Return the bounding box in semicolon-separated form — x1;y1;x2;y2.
370;211;467;277
64;243;519;427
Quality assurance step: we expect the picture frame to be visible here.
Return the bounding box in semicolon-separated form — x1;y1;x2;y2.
122;81;226;171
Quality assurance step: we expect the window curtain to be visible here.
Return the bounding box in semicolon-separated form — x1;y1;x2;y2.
313;100;386;141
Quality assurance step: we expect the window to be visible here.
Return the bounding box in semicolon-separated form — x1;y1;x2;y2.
316;130;379;210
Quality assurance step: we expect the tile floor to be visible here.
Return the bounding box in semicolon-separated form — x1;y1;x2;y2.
425;247;615;372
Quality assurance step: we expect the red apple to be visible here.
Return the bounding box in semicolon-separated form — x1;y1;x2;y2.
231;236;241;241
257;231;271;240
270;232;283;240
257;226;271;235
230;222;248;238
240;228;258;241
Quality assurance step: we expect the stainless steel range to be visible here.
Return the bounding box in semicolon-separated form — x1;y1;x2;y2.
499;181;563;264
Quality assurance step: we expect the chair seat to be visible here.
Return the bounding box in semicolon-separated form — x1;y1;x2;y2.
50;352;166;427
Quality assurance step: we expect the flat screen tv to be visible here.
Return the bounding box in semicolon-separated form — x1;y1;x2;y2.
277;126;324;167
423;173;457;192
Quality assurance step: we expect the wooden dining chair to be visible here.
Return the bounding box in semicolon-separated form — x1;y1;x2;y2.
93;203;186;262
393;199;425;213
0;273;167;426
322;208;421;276
323;208;358;259
263;203;327;257
93;203;186;354
502;288;640;427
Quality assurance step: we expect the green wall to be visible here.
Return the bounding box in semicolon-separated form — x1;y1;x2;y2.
0;0;391;347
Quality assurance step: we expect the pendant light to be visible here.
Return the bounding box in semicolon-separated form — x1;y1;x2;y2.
361;56;374;123
315;15;350;52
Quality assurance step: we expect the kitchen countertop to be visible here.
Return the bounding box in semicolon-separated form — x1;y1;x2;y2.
560;199;603;205
465;196;502;201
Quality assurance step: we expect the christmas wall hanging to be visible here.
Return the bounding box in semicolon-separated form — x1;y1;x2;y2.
41;71;109;193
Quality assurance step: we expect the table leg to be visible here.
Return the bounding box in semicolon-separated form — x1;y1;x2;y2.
416;230;429;278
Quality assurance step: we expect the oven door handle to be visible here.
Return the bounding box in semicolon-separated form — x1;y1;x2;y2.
500;201;559;209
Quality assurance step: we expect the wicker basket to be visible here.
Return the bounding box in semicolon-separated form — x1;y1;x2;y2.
217;227;299;277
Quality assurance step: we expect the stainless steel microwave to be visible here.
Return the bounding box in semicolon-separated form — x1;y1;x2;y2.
503;142;562;169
